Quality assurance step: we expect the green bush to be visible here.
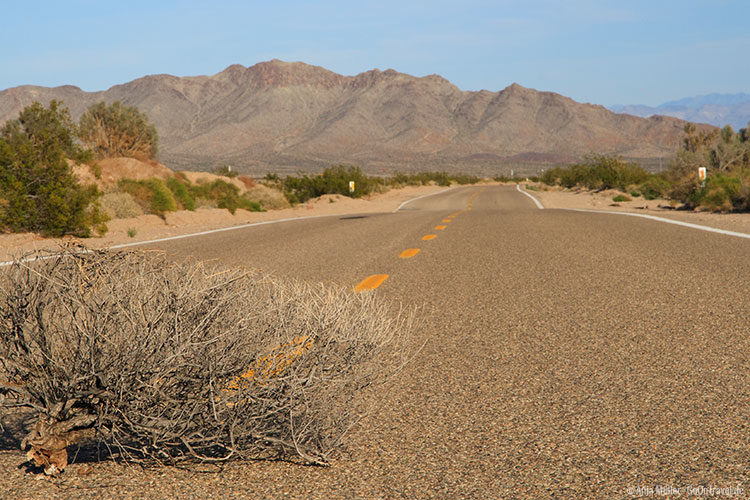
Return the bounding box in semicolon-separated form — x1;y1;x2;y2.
188;179;263;214
541;155;649;191
0;101;107;237
266;168;481;205
663;123;750;211
276;165;375;204
612;194;631;202
638;175;671;200
118;178;177;216
693;173;744;212
166;177;196;211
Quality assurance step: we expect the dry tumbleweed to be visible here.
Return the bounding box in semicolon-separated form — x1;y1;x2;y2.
0;247;413;473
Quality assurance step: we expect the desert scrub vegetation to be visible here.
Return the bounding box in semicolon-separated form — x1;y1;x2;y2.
78;101;158;161
264;166;481;205
114;176;262;217
265;165;377;204
0;101;107;237
539;124;750;213
99;192;144;219
540;154;649;191
387;171;480;187
666;122;750;211
0;247;413;473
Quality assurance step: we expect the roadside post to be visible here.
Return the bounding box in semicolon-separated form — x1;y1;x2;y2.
349;181;355;193
698;167;706;188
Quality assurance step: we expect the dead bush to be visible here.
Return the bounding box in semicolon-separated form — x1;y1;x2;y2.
99;192;144;219
0;247;412;473
246;184;291;210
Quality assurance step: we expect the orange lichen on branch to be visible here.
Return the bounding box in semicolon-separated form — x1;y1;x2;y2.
223;335;313;391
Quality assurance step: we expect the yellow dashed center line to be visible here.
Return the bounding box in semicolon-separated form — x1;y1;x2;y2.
354;274;389;292
355;189;485;291
399;248;420;259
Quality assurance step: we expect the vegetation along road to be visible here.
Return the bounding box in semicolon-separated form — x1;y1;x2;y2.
79;185;750;497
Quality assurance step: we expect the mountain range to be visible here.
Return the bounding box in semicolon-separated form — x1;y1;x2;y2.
0;60;714;175
609;94;750;131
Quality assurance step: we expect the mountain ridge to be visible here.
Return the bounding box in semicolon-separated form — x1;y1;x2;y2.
609;93;750;131
0;60;710;174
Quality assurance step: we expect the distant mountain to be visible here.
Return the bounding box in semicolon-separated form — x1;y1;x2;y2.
1;60;708;174
610;93;750;130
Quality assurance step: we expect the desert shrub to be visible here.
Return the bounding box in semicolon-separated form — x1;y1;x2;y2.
246;184;291;210
493;174;522;183
0;248;413;472
540;155;649;191
612;194;631;202
448;173;481;185
0;101;106;237
690;172;747;212
188;179;262;214
638;174;671;200
666;122;750;211
119;178;175;215
99;192;144;219
275;165;375;204
117;178;177;216
79;101;158;160
166;177;196;211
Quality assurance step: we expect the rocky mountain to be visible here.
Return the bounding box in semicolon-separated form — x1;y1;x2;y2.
0;60;707;175
610;93;750;131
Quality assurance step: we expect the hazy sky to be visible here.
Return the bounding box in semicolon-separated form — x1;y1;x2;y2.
2;0;748;106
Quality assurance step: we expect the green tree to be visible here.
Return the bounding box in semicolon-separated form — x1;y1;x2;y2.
0;101;106;236
79;101;158;160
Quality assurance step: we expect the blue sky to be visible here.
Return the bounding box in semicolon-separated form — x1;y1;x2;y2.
1;0;748;106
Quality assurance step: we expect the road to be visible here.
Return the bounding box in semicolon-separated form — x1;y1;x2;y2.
136;185;749;497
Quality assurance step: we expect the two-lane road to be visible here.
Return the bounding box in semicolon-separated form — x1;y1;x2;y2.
142;185;748;498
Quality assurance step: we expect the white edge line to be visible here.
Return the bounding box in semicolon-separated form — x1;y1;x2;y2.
0;213;341;268
108;214;338;249
1;187;455;267
563;208;750;240
517;184;545;209
516;184;748;240
2;189;457;268
393;186;456;212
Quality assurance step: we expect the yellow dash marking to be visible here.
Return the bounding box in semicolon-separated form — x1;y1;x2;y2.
399;248;420;259
435;225;447;230
422;234;437;240
442;219;451;223
355;274;389;292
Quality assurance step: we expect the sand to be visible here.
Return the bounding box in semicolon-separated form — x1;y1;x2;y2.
523;184;750;235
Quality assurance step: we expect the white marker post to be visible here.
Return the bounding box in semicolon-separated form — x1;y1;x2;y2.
349;181;355;193
698;167;707;187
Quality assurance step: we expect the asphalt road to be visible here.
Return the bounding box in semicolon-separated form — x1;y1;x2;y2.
7;185;743;498
134;184;749;498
